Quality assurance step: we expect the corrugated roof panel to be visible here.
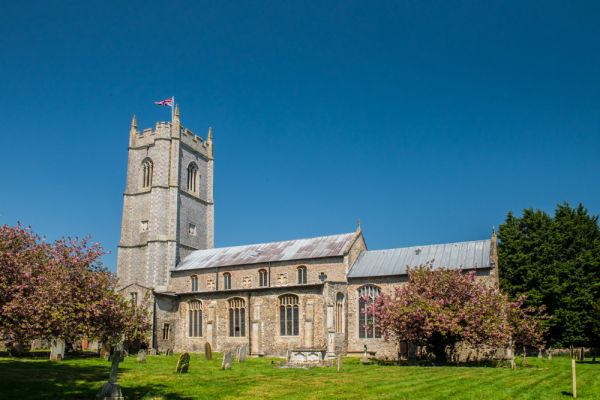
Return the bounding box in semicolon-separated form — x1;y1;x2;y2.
173;232;357;271
347;239;492;278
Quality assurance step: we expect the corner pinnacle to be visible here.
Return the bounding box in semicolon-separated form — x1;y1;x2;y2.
131;115;137;130
174;104;180;121
207;127;213;142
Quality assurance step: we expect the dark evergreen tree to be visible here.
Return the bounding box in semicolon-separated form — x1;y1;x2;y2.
498;203;600;348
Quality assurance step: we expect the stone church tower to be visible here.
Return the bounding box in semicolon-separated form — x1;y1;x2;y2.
117;105;214;291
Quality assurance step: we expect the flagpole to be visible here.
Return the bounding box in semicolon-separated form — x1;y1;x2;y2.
171;96;175;123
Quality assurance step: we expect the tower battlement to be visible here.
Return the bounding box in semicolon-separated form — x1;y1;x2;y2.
130;118;213;159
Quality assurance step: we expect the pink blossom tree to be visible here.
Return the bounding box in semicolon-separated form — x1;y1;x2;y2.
373;265;545;363
0;224;150;357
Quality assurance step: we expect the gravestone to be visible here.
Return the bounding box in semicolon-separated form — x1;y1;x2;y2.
50;338;65;362
336;355;343;372
100;342;111;360
204;342;212;361
165;348;173;356
176;352;190;373
221;351;233;370
96;344;125;400
137;350;147;363
360;344;372;365
238;344;248;362
148;348;157;356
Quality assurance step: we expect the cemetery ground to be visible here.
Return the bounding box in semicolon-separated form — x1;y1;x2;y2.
0;354;599;399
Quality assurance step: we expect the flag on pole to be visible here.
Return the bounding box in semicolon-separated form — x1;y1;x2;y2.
154;97;174;107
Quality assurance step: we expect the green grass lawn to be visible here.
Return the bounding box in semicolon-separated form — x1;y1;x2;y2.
0;354;598;399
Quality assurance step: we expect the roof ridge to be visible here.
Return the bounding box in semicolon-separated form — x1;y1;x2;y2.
194;231;356;253
365;238;491;253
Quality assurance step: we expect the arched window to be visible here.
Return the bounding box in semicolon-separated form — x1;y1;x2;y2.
358;285;381;339
279;294;299;336
142;159;153;188
335;292;344;333
258;269;268;287
187;162;198;193
223;272;231;290
188;301;202;337
228;298;246;337
297;266;307;284
191;275;198;292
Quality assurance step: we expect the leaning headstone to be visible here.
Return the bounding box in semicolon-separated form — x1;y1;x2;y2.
137;350;147;364
238;344;248;362
336;355;343;372
204;342;212;361
96;344;124;400
176;352;190;373
165;348;173;356
221;351;233;370
50;338;66;362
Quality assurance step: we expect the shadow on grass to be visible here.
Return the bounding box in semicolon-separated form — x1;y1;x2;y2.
561;391;573;397
0;358;191;400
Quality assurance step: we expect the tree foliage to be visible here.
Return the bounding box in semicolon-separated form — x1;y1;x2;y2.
373;266;546;362
0;224;150;349
498;203;600;348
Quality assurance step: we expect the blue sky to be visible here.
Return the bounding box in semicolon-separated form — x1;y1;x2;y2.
1;1;599;271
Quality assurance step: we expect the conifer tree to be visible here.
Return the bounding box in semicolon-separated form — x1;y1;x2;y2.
498;203;600;349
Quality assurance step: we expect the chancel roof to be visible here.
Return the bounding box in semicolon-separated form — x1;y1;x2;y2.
173;232;358;272
348;239;491;278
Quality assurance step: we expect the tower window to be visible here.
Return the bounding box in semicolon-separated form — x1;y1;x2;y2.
142;159;153;189
187;163;198;193
188;223;196;236
258;269;268;287
140;220;148;232
191;275;198;292
297;266;307;284
223;272;231;290
130;292;138;306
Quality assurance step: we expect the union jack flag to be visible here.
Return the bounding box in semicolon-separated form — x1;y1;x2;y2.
154;97;174;107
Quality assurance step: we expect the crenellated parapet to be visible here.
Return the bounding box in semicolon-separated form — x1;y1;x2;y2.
129;117;213;159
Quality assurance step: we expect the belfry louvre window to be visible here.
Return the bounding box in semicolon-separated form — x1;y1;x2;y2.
191;275;198;292
187;163;198;193
223;273;231;289
228;298;246;337
188;301;202;337
297;266;307;284
142;159;153;188
279;294;299;336
358;285;381;338
259;269;268;287
335;293;344;333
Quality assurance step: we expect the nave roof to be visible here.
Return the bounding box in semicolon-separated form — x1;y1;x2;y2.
173;232;358;272
348;239;492;278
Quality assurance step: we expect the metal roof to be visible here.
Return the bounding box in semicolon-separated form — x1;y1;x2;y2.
348;239;491;278
173;232;357;272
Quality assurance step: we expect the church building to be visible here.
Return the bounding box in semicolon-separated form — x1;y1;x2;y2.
117;108;498;359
